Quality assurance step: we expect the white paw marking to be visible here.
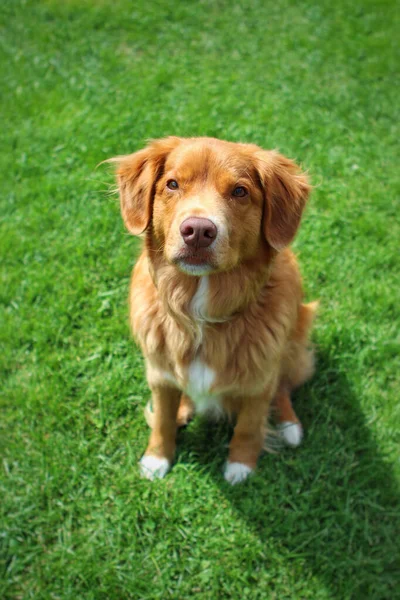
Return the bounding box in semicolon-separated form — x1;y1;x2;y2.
139;455;170;480
277;421;303;447
224;462;253;485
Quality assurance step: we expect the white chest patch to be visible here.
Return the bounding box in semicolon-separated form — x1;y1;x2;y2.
186;357;215;397
186;357;222;416
190;276;209;321
155;276;222;417
187;277;222;415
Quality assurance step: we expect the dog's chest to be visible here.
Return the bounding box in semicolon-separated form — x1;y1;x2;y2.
185;357;221;415
185;277;222;415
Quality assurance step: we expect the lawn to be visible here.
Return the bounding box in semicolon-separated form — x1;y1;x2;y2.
1;0;399;598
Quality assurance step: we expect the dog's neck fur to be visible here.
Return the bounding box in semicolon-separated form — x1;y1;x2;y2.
146;235;276;337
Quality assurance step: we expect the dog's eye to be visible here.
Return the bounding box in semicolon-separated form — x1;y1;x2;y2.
232;186;248;198
166;179;179;190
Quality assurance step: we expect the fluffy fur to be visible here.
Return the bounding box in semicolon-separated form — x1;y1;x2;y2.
112;136;317;484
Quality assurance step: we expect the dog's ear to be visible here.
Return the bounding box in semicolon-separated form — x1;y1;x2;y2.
256;150;310;250
113;137;181;235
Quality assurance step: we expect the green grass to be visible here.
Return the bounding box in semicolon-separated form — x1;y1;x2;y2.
1;0;399;598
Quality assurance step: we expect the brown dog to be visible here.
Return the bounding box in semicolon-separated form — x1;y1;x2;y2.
113;137;316;484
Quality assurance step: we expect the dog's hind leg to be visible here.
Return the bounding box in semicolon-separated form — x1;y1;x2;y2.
272;301;317;447
177;394;195;427
273;384;303;448
144;393;195;429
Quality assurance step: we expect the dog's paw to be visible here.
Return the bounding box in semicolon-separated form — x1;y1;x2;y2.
139;455;170;480
223;461;253;485
277;421;303;447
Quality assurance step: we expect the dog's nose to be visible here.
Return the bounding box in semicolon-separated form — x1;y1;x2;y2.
180;217;217;248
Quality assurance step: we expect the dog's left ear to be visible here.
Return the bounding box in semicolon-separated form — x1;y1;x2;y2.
112;137;182;235
256;151;310;250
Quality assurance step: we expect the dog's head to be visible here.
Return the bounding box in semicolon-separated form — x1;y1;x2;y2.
114;137;310;275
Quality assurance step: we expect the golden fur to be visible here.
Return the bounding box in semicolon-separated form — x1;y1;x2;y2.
113;136;317;482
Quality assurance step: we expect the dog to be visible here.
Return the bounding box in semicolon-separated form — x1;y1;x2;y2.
112;136;317;484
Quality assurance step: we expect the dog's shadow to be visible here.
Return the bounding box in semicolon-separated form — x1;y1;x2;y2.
176;348;399;598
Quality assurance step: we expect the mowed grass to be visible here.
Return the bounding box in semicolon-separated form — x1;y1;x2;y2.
1;0;399;598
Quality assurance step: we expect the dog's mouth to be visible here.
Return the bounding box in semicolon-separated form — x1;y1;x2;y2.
173;249;216;275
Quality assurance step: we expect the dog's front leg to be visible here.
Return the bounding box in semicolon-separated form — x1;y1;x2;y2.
224;391;272;485
139;385;181;481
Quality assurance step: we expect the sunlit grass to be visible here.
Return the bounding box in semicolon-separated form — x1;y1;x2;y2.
1;0;399;598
